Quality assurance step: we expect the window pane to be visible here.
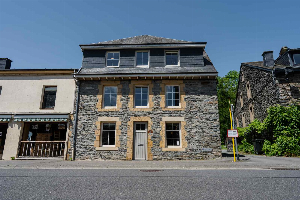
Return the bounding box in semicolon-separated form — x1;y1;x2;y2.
104;87;111;93
107;53;114;59
137;57;143;66
167;100;172;107
136;124;141;130
173;123;180;130
166;52;178;65
142;87;148;94
107;60;113;66
135;87;141;94
166;86;172;92
141;124;146;130
113;53;119;59
166;123;173;130
42;87;57;109
110;87;117;93
111;60;119;66
174;100;180;106
174;93;179;100
142;52;148;65
104;94;110;107
167;93;172;100
294;54;300;64
142;93;148;100
174;86;179;92
141;99;147;106
135;98;141;107
110;94;117;106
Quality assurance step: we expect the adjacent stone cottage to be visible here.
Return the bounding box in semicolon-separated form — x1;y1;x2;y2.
234;47;300;127
71;35;221;160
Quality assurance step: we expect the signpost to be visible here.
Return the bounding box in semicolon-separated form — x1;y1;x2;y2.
229;104;239;162
227;129;238;138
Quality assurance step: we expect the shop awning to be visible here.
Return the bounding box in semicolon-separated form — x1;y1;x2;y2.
0;115;12;122
14;114;69;122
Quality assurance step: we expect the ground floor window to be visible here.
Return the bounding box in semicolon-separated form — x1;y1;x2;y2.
166;123;181;147
101;123;116;146
22;122;67;141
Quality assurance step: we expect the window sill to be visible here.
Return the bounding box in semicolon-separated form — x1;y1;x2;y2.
162;148;185;152
165;65;180;68
106;66;119;68
96;147;118;151
40;108;55;110
136;65;149;68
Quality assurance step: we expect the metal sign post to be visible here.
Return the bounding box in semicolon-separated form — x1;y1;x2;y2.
231;104;239;160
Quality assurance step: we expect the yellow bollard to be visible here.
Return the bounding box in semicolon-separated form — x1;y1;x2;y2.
229;107;236;162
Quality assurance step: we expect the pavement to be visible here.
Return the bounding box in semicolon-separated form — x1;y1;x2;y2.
0;150;299;170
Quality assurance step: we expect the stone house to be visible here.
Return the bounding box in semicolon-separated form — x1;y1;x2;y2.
71;35;221;160
234;47;300;127
0;59;76;160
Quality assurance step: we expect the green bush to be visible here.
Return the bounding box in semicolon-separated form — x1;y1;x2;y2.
238;139;254;154
246;105;300;157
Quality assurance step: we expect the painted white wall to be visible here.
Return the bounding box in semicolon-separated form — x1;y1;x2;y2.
0;75;75;113
2;121;23;160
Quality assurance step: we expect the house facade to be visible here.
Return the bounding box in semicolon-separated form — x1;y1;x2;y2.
71;35;221;161
0;60;76;160
234;47;300;127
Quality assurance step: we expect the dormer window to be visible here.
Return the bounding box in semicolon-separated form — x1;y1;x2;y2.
106;52;120;67
165;50;179;66
293;53;300;65
136;51;149;68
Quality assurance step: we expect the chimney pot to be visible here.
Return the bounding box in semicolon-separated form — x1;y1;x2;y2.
0;58;12;69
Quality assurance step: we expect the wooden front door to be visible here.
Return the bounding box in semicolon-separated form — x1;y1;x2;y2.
134;122;147;160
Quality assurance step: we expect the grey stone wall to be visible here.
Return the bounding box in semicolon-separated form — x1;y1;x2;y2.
71;79;221;160
234;65;300;128
234;65;279;127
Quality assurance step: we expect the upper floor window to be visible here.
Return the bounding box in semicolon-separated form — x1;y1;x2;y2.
42;86;57;109
136;51;149;67
101;123;116;146
135;86;148;107
0;86;2;95
103;86;117;108
293;54;300;65
106;52;120;67
166;86;180;107
165;50;179;66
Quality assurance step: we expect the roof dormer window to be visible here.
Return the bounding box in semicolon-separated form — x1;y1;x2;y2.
106;52;120;67
165;50;180;66
293;53;300;65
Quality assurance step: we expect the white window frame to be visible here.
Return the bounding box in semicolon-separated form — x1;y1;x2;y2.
135;50;150;68
103;86;118;109
165;50;180;67
101;122;116;147
165;85;181;108
134;86;149;108
165;122;181;148
106;51;120;68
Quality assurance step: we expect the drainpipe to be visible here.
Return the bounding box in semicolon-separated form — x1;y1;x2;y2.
72;79;81;161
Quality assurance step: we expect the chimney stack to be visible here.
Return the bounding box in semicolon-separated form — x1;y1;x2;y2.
262;51;274;67
0;58;12;69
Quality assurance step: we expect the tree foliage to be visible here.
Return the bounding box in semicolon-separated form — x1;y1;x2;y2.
239;105;300;156
217;70;239;143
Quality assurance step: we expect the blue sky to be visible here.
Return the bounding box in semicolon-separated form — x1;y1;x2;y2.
0;0;299;76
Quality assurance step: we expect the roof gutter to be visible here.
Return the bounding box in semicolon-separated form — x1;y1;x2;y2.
74;72;218;79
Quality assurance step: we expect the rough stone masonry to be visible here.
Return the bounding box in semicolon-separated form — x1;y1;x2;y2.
71;79;221;160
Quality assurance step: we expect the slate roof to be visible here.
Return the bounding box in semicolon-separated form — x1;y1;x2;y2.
81;35;206;46
77;49;217;75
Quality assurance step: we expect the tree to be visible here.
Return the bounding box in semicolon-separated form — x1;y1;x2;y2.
217;70;239;143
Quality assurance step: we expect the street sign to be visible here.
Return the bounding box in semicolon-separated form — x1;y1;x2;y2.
227;129;238;138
